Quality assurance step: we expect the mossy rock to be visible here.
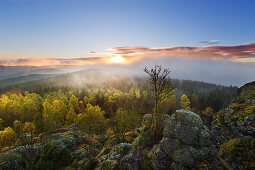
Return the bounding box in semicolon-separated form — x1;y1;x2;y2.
219;137;255;169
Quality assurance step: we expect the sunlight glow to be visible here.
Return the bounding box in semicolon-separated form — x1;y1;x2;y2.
108;56;126;64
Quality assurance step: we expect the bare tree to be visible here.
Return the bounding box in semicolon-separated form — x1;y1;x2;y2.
144;65;172;135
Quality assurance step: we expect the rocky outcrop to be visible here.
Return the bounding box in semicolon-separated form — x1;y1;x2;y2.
97;142;145;170
152;110;217;169
0;124;93;170
212;82;255;169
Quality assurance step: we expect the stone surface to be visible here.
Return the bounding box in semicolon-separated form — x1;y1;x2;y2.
152;110;216;169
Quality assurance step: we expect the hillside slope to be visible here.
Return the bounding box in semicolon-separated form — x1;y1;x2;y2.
212;81;255;169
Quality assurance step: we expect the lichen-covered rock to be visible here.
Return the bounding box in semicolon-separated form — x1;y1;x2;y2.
0;124;89;170
151;145;170;169
97;143;133;170
152;110;216;169
173;110;203;127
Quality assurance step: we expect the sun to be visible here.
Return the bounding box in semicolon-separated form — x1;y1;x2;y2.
108;56;126;64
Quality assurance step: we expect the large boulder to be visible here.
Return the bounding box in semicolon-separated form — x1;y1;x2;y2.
152;110;217;169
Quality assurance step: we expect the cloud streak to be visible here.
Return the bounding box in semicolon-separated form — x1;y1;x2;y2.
199;40;220;44
0;57;107;66
1;43;255;66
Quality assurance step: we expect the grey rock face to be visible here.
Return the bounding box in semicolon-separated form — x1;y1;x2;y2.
152;110;216;169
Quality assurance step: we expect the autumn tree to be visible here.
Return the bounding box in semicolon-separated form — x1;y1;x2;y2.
77;104;105;159
69;95;78;111
13;120;22;136
52;99;68;126
42;101;56;131
0;94;22;126
202;106;214;117
21;93;43;132
115;108;133;142
65;108;77;125
0;127;16;147
22;122;36;134
180;94;191;110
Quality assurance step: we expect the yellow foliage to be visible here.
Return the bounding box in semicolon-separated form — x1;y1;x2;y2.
66;108;77;125
77;104;105;134
180;94;191;110
0;127;16;147
202;107;214;117
106;128;114;137
22;122;36;134
135;90;141;99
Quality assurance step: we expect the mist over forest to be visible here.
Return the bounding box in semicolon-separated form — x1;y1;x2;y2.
1;0;255;169
1;56;255;87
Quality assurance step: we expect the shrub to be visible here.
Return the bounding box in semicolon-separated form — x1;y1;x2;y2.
133;131;153;147
17;141;73;170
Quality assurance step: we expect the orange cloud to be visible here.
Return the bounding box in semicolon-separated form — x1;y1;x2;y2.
1;43;255;66
100;43;255;63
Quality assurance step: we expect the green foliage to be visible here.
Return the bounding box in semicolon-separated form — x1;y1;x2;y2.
115;108;136;142
174;79;237;111
219;137;255;169
133;131;153;147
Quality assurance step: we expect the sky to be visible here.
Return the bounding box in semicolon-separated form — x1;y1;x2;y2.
0;0;255;86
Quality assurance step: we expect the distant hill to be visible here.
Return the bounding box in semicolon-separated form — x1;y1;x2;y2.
0;68;135;91
0;66;64;80
0;74;57;88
